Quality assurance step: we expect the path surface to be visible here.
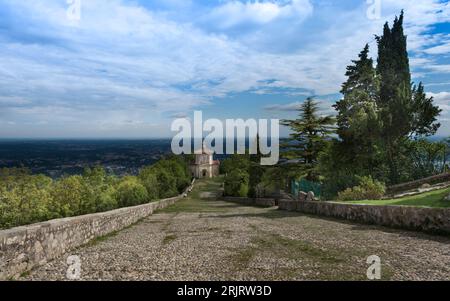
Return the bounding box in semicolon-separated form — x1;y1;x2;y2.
25;178;450;281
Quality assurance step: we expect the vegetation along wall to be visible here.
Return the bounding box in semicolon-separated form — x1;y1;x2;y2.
0;181;194;280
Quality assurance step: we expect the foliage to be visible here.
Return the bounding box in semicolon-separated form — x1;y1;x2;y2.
260;167;288;195
0;172;53;229
319;12;442;199
405;139;447;179
224;169;249;197
138;167;160;200
115;177;149;207
281;97;335;180
375;12;441;183
334;45;382;176
337;176;386;201
342;188;450;209
220;154;250;175
248;135;266;198
0;157;192;229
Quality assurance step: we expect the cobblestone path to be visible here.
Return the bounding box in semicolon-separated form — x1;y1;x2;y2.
25;178;450;281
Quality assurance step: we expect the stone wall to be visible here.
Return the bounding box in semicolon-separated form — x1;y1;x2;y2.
221;197;278;207
0;181;195;280
387;172;450;194
279;200;450;235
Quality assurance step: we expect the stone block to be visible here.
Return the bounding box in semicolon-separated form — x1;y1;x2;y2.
298;192;307;202
306;191;315;202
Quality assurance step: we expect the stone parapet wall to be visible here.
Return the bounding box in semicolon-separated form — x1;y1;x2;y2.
387;173;450;194
279;200;450;235
221;197;277;207
0;181;195;280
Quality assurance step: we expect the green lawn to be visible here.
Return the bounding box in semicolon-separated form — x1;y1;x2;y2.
340;187;450;208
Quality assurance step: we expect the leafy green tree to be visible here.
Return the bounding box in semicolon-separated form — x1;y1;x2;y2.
0;187;21;229
445;137;450;172
220;154;250;175
115;177;149;207
0;173;53;228
138;167;159;200
151;156;191;195
96;186;118;212
405;139;447;179
49;175;86;218
82;166;117;213
260;166;288;196
224;169;249;197
153;167;178;198
282;97;335;180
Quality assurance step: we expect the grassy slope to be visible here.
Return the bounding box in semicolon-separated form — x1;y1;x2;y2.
158;176;227;213
342;187;450;208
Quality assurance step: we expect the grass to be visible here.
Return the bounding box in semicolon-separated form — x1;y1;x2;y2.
341;187;450;208
253;233;346;264
158;176;231;214
162;234;177;245
229;232;391;280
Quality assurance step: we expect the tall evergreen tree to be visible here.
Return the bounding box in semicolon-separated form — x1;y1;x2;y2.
375;11;441;183
282;98;335;180
334;44;381;175
248;135;265;198
340;44;378;98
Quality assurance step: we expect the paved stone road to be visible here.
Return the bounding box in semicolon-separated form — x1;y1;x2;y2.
25;179;450;281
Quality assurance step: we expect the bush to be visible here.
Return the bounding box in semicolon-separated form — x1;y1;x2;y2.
49;175;86;217
0;157;192;229
224;169;249;197
338;176;386;201
96;186;118;212
138;167;159;200
115;177;149;207
221;155;250;175
153;157;191;194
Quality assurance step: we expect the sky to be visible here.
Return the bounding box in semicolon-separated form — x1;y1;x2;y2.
0;0;449;138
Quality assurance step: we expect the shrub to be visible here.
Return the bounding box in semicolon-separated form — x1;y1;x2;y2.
153;157;191;194
224;169;249;197
115;177;149;207
153;168;178;198
96;186;118;212
0;157;192;229
49;175;86;217
138;167;159;200
338;176;386;201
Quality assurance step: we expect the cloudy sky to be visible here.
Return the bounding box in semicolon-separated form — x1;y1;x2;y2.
0;0;449;138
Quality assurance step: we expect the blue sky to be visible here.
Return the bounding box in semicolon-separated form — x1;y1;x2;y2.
0;0;449;138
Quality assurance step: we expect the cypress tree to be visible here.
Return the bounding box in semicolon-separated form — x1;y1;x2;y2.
375;11;441;183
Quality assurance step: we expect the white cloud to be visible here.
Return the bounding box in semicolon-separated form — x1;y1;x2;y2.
0;0;449;136
427;92;450;123
207;0;313;29
424;65;450;74
424;40;450;55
